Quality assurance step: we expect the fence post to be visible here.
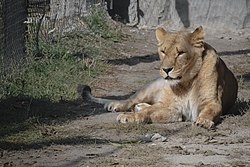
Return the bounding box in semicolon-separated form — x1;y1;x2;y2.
2;0;27;67
0;0;3;62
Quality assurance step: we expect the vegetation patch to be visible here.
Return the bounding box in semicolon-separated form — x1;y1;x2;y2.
237;75;250;90
0;7;124;149
84;7;122;42
223;107;250;127
0;7;122;102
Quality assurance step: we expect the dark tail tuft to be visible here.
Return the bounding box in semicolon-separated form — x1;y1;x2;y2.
77;84;91;99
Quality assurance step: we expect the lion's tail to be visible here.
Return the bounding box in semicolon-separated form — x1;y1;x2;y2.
77;84;112;104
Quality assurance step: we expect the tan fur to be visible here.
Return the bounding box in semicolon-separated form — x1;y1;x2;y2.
82;26;238;129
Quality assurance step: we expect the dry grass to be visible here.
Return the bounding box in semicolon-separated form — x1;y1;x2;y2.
238;75;250;90
114;123;158;135
223;108;250;127
85;144;170;167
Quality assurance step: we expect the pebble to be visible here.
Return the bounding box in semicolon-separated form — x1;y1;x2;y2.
141;134;153;143
141;133;167;143
197;161;204;166
151;133;167;142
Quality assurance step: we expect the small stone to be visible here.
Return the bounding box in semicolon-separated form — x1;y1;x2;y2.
151;133;167;142
197;161;204;166
141;133;153;143
238;31;244;36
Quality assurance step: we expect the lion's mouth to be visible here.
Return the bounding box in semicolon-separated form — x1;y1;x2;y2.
164;76;182;80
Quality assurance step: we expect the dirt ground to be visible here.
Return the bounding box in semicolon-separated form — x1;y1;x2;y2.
1;27;250;167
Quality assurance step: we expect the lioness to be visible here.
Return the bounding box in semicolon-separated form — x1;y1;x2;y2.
78;26;238;129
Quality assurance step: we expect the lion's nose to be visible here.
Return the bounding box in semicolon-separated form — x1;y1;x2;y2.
163;67;173;74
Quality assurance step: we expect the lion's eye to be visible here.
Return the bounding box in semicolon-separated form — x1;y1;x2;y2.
161;50;165;54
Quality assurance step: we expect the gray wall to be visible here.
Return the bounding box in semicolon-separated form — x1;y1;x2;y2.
111;0;250;31
50;0;104;19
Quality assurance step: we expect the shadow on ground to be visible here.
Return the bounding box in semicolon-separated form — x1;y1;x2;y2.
219;49;250;56
0;96;102;126
107;53;159;66
0;135;111;151
107;48;250;66
239;73;250;82
0;92;135;151
227;99;250;116
0;92;134;126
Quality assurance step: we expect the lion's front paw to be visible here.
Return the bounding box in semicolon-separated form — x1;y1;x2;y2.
105;101;126;112
116;113;135;123
116;113;148;124
194;117;215;129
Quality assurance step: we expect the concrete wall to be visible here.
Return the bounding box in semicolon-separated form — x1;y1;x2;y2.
50;0;104;19
110;0;250;31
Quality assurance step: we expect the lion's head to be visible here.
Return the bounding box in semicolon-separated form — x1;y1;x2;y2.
156;26;205;85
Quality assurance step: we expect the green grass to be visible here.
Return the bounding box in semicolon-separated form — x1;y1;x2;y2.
0;7;121;102
84;7;122;42
0;56;104;101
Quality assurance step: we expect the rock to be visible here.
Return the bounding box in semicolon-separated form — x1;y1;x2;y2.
141;133;153;143
197;161;204;166
141;133;167;143
151;133;167;142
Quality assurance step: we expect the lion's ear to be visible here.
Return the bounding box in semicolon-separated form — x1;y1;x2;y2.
156;27;167;43
190;26;205;47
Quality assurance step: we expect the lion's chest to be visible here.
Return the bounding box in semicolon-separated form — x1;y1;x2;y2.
156;79;200;121
167;92;199;121
179;97;198;121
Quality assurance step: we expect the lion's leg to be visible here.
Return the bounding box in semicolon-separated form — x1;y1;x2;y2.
105;96;150;112
117;104;182;124
106;78;164;112
150;110;183;123
195;102;222;129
